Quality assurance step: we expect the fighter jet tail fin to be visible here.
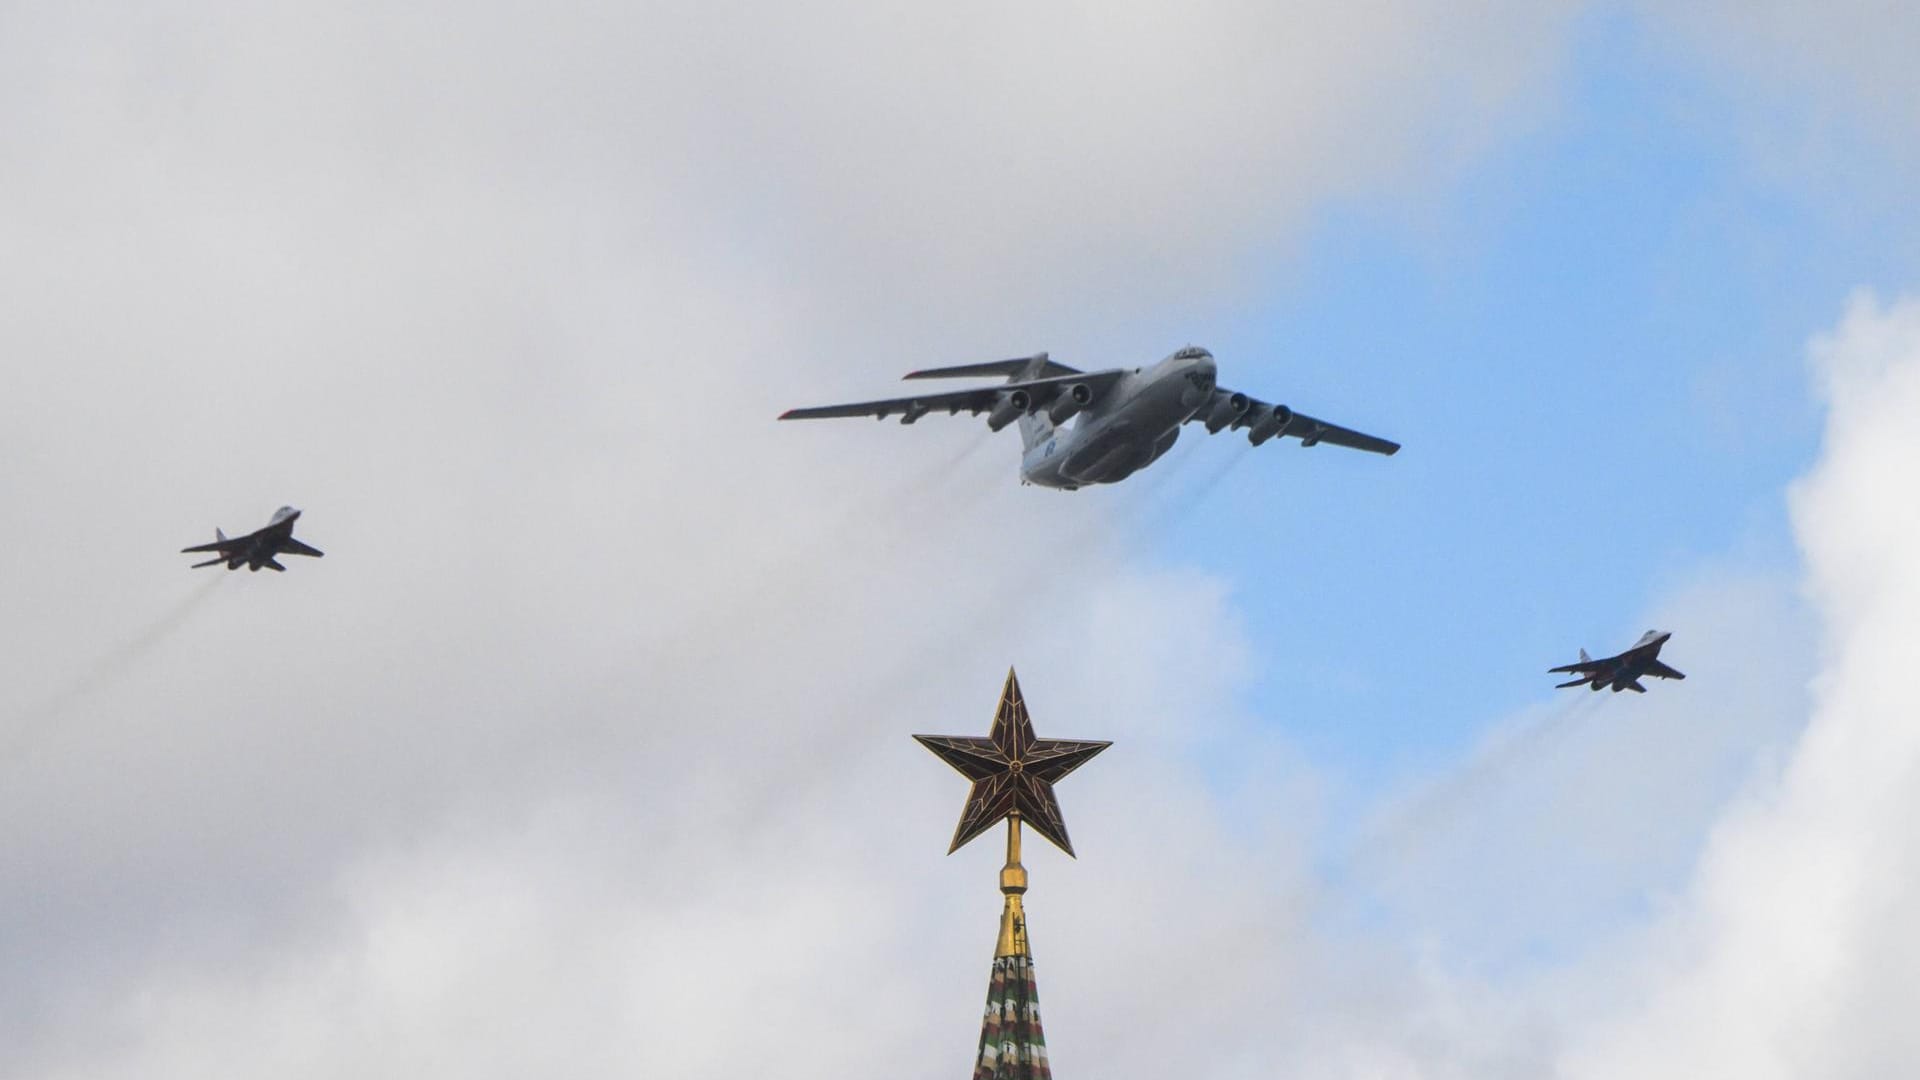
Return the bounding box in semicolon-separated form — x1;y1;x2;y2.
1578;648;1591;664
216;528;227;543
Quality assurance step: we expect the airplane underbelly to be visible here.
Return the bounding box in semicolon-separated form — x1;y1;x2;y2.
1060;424;1141;483
1145;427;1179;464
1067;432;1173;485
1055;383;1192;485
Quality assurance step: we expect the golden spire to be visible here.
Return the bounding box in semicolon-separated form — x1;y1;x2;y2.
996;813;1030;958
915;670;1099;1080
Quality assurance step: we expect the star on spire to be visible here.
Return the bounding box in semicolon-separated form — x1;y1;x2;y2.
914;668;1111;857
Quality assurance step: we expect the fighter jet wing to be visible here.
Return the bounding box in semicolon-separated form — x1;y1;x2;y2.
1548;658;1608;674
780;369;1125;424
280;537;325;558
1196;389;1400;455
1645;659;1686;680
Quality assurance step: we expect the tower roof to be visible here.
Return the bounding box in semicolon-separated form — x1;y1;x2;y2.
919;669;1105;1080
974;953;1051;1080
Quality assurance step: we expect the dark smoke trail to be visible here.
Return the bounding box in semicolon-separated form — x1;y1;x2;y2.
3;576;223;758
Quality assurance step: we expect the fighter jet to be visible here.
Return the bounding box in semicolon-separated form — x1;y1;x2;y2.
181;506;324;572
779;348;1398;490
1549;630;1685;693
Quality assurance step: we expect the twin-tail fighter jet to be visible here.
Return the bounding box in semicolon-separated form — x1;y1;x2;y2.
1549;630;1685;693
181;506;324;572
779;348;1399;489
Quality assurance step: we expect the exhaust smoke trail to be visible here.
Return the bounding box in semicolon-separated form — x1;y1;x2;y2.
1162;445;1254;517
1353;691;1608;870
1098;436;1253;544
644;430;1001;673
4;575;224;758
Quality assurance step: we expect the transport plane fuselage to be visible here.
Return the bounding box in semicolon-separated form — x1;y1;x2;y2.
1016;349;1219;489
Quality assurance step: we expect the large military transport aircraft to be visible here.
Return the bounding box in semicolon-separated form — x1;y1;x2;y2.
181;506;324;572
779;348;1399;489
1549;630;1686;693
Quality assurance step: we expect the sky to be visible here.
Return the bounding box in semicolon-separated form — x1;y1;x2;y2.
2;3;1918;1077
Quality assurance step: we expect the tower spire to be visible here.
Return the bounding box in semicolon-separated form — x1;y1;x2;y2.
996;813;1029;958
976;812;1048;1078
914;668;1108;1080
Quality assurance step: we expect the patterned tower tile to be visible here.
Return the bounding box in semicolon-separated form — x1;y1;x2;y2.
974;953;1051;1080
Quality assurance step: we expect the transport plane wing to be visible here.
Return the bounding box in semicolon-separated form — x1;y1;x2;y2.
1187;385;1401;455
779;360;1123;430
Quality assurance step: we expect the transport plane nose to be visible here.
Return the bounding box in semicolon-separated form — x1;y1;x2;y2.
1178;354;1218;406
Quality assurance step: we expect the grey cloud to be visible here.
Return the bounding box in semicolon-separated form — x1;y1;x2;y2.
15;3;1868;1078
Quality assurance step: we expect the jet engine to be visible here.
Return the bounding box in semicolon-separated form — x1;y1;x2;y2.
1046;383;1093;424
1246;404;1294;446
986;388;1032;432
1203;391;1251;433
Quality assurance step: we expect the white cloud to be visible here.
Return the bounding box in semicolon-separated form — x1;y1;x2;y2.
0;4;1586;1078
1559;292;1920;1078
1356;567;1813;968
12;7;1913;1078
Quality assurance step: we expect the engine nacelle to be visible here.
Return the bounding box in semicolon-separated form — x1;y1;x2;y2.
1047;383;1093;424
1246;404;1294;446
1203;391;1251;434
986;388;1031;432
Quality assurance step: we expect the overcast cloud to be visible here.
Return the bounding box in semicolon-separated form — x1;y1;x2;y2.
1;4;1915;1078
0;4;1582;1077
